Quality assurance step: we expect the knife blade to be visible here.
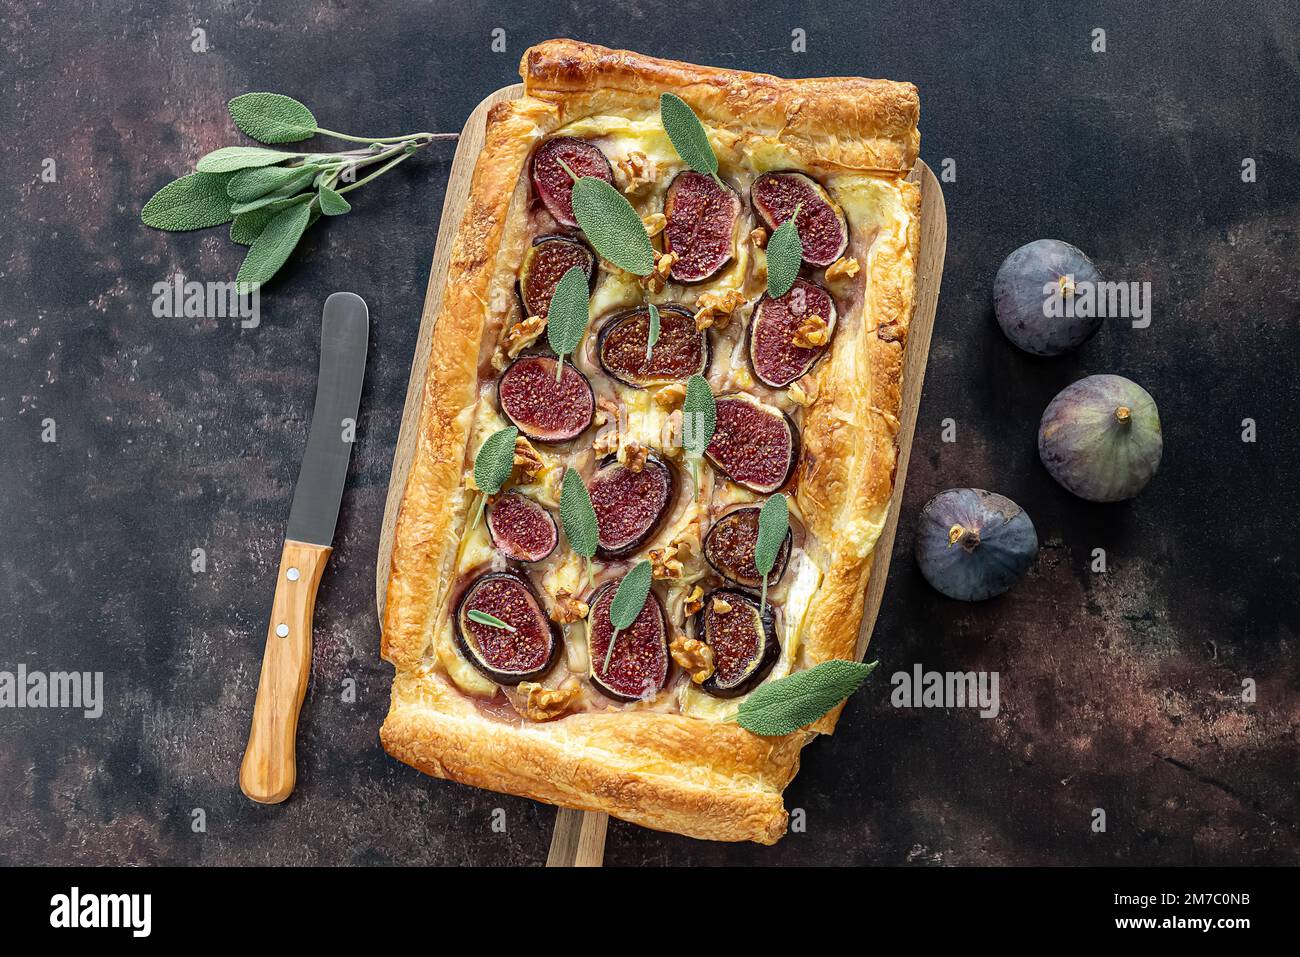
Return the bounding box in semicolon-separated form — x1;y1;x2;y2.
240;292;369;805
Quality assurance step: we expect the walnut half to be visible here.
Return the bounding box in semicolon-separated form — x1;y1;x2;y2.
670;636;714;684
517;680;580;722
792;313;830;348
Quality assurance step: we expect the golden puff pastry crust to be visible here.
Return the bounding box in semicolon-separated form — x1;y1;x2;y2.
380;40;921;844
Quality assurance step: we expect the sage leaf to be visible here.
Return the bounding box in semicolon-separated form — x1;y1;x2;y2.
737;660;878;736
659;92;718;179
754;493;789;612
766;206;804;298
197;146;299;174
644;302;661;362
229;182;314;216
227;164;319;202
473;425;519;496
467;609;516;632
559;469;598;561
228;197;311;241
571;177;655;276
229;92;318;144
318;186;351;216
604;559;653;670
234;200;313;288
681;373;716;457
140;172;236;231
546;266;590;379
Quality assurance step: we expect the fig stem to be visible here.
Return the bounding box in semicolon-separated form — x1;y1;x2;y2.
948;523;980;550
1115;405;1132;425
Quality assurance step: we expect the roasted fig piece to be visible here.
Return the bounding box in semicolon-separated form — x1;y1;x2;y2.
915;489;1038;601
749;278;837;388
518;236;596;318
497;354;595;444
703;506;792;588
588;452;676;559
486;492;558;563
531;137;614;227
705;393;800;494
455;572;561;685
1039;374;1162;501
751;171;848;268
586;579;670;701
994;239;1104;356
694;589;779;698
596;304;709;388
662;170;742;283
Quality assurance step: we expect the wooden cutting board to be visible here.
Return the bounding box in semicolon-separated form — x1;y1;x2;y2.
375;81;948;864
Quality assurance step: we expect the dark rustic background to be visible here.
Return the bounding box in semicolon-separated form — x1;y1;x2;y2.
1;0;1296;866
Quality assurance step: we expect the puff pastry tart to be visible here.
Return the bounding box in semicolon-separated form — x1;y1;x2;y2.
381;39;921;844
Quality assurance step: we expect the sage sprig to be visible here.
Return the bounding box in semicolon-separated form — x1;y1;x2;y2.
546;266;590;382
467;609;516;632
681;373;717;493
560;469;599;582
644;302;661;362
603;560;653;671
141;91;455;290
470;425;519;529
659;93;722;187
753;493;789;614
737;660;878;736
766;204;804;298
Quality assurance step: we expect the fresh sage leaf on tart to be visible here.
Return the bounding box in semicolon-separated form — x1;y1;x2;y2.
752;171;849;268
559;468;600;580
644;302;661;362
659;92;722;184
737;660;879;735
588;563;669;700
469;425;518;530
466;609;515;632
545;265;591;382
455;572;561;685
753;493;790;614
603;559;654;671
681;373;717;493
765;203;804;298
565;162;656;276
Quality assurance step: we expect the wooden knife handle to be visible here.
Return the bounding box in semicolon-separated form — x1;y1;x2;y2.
240;540;331;804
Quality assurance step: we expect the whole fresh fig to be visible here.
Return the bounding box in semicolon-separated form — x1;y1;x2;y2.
1039;374;1162;502
915;489;1038;601
994;239;1103;355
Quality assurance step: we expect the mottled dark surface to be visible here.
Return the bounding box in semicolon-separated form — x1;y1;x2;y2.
0;0;1296;866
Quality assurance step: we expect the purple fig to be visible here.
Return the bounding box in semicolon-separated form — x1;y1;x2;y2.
705;393;800;494
994;239;1103;356
487;492;558;563
586;578;670;701
751;171;848;268
703;506;791;588
531;137;614;227
663;171;741;282
497;354;595;444
693;589;780;698
915;489;1038;601
749;278;837;388
1039;374;1162;502
518;236;596;318
455;572;561;684
587;452;676;559
596;304;710;388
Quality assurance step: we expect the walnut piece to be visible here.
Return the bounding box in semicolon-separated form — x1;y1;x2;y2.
517;680;580;722
711;596;733;615
670;636;714;684
653;381;687;410
617;150;656;195
649;544;684;580
511;435;544;483
641;250;678;295
504;315;546;358
792;313;830;348
787;377;819;407
549;589;589;625
641;212;667;237
693;288;747;331
618;439;648;472
592;429;619;456
825;256;861;283
683;584;705;618
749;226;769;249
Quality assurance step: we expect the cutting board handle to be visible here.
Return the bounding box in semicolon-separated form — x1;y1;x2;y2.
240;540;331;804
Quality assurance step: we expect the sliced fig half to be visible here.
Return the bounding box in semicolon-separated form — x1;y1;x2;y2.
455;572;561;685
663;170;741;283
694;589;779;698
518;236;596;318
751;171;848;268
596;305;709;388
497;354;595;444
586;579;670;701
531;137;614;227
705;393;800;494
588;452;676;559
703;506;792;588
749;278;838;388
487;492;558;563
